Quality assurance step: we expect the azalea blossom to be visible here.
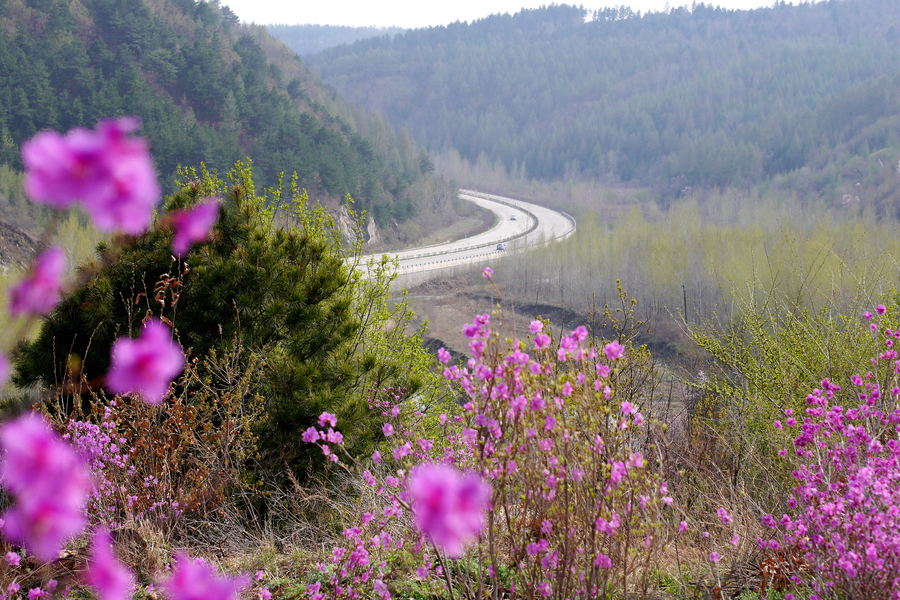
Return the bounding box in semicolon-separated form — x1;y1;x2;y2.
84;529;135;600
170;199;220;257
106;319;185;404
0;413;90;561
8;247;66;317
318;412;337;428
604;340;625;361
22;118;160;234
406;463;491;557
437;347;451;363
159;554;247;600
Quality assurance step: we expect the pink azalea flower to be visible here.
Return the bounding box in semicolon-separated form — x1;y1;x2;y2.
609;461;627;485
594;553;612;569
8;247;66;317
604;340;625;361
318;412;337;428
717;507;733;525
170;200;220;257
0;413;90;561
482;267;493;278
22;118;160;234
159;554;247;600
107;319;185;405
0;412;88;503
83;529;135;600
0;353;9;387
529;320;543;334
437;348;451;363
4;552;19;566
3;498;87;562
407;463;491;557
534;333;551;350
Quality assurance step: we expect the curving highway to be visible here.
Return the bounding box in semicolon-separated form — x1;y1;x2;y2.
359;190;575;277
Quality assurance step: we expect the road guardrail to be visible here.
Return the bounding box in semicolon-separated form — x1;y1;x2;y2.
358;190;576;277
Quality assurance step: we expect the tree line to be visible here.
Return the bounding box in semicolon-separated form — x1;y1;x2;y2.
303;0;900;207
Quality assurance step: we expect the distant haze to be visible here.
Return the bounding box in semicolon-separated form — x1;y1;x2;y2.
228;0;773;28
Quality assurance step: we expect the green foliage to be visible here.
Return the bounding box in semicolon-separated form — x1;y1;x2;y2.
308;0;900;201
12;163;441;480
494;190;900;332
685;267;882;502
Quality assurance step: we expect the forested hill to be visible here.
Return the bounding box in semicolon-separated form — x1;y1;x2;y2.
0;0;428;222
266;24;405;56
307;0;900;202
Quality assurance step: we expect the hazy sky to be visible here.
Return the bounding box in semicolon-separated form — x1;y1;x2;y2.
229;0;774;28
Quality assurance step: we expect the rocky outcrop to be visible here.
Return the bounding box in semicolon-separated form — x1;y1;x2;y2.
336;205;380;246
366;215;380;245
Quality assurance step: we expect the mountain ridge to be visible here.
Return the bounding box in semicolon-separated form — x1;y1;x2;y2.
0;0;431;225
304;0;900;211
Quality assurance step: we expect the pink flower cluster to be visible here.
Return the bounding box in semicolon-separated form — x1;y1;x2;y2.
407;463;490;557
107;319;185;404
306;301;669;600
302;412;344;463
0;442;196;600
170;199;220;257
760;309;900;599
8;247;66;317
0;413;91;561
64;407;130;525
83;529;135;600
160;554;247;600
0;118;260;600
22;118;160;234
10;121;215;407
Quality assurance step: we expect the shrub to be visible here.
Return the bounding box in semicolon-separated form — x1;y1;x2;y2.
760;303;900;599
63;337;265;536
303;293;677;600
687;281;880;509
13;163;438;481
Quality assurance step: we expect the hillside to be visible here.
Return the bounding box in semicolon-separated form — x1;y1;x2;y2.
266;24;405;56
307;0;900;208
0;0;430;224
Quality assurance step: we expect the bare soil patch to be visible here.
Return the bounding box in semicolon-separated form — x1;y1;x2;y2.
0;216;38;270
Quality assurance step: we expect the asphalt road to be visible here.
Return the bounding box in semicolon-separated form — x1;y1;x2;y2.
359;190;575;276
